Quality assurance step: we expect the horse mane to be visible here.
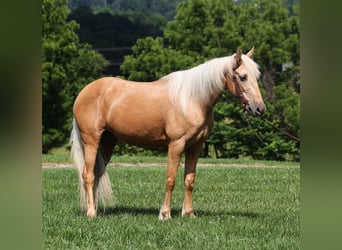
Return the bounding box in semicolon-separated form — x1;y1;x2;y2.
163;54;260;114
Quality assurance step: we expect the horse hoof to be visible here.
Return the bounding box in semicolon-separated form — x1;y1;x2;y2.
159;215;171;221
87;209;97;218
182;212;196;218
181;206;196;218
159;209;171;221
159;213;171;220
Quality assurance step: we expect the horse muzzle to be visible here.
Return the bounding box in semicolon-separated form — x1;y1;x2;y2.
243;102;266;116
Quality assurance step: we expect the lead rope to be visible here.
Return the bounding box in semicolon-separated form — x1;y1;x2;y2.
243;113;300;143
243;113;300;160
243;113;268;146
263;119;300;142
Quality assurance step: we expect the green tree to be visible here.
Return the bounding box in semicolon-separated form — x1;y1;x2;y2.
205;0;241;57
164;0;212;60
121;37;195;81
42;0;108;153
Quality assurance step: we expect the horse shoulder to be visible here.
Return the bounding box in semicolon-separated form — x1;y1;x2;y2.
165;106;214;146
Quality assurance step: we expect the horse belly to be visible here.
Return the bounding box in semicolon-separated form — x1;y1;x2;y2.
118;133;168;148
105;106;169;147
108;124;168;147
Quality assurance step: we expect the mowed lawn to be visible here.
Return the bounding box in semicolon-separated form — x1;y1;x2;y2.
43;162;300;249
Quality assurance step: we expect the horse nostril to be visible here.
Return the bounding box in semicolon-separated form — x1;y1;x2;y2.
255;107;264;116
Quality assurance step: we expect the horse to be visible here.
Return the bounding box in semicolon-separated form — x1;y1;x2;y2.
70;48;265;219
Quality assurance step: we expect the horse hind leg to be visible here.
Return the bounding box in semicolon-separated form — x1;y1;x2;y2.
81;131;117;217
94;131;117;211
70;118;100;217
82;140;100;217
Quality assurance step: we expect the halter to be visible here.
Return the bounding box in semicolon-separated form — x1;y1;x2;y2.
225;70;248;106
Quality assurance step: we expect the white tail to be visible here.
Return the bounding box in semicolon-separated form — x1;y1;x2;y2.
70;118;114;213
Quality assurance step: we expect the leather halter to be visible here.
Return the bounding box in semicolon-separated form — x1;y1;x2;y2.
225;71;246;104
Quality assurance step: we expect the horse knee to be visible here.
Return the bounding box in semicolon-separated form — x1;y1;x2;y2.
166;177;176;191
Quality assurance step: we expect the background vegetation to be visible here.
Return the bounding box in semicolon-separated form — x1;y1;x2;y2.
42;0;300;161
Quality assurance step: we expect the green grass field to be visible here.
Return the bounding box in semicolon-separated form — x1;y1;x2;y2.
43;161;299;249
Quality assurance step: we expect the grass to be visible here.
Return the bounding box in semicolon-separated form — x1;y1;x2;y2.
43;162;300;249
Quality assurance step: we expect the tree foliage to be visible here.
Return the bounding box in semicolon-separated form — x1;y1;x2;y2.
69;5;167;48
121;37;195;81
42;0;108;153
120;0;300;161
68;0;180;20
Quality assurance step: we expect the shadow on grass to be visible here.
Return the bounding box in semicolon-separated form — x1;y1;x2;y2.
196;209;261;218
99;206;161;216
97;206;261;218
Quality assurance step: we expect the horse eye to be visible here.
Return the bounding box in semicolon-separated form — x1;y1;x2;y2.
239;75;247;81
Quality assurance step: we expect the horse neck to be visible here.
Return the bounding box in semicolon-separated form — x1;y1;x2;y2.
206;81;227;112
193;57;232;110
166;56;233;115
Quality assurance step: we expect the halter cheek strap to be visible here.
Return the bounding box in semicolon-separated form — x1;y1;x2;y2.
226;72;243;98
225;72;247;106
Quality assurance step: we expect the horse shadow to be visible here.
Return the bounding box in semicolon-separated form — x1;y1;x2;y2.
96;206;261;219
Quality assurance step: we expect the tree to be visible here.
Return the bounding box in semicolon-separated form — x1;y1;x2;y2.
121;37;195;81
68;0;180;20
164;0;212;60
42;0;108;153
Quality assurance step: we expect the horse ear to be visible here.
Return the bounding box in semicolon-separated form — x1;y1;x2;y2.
234;48;242;69
246;47;254;58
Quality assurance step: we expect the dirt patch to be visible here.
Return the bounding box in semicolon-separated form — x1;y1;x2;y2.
42;162;294;169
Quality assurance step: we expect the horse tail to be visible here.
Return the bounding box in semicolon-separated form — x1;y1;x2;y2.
94;143;114;211
70;118;114;213
70;117;87;211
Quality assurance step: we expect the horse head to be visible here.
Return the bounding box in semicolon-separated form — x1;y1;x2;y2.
226;48;266;116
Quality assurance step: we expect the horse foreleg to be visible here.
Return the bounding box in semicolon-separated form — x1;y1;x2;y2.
82;142;99;218
159;140;184;220
182;142;203;218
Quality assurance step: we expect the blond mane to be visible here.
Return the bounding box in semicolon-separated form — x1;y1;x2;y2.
163;54;260;114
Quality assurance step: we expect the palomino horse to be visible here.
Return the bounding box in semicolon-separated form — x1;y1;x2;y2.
70;48;265;219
